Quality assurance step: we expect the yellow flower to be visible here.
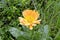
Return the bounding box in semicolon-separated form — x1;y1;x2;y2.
18;9;41;30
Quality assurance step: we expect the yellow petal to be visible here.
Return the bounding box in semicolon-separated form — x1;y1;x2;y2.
29;25;33;30
32;24;36;26
33;19;41;24
22;10;39;21
18;17;30;26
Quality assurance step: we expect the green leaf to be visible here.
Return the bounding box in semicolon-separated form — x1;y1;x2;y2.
40;25;49;40
9;27;24;38
54;29;60;40
9;27;31;40
0;36;2;40
0;0;6;8
0;21;3;27
44;25;49;37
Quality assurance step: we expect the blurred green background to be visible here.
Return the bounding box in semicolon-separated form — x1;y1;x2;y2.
0;0;60;40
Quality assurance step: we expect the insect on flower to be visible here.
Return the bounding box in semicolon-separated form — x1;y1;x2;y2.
18;9;41;30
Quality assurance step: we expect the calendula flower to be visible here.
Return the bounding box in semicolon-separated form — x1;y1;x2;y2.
18;9;41;30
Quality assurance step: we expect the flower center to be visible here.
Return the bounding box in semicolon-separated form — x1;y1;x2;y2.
25;16;35;23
